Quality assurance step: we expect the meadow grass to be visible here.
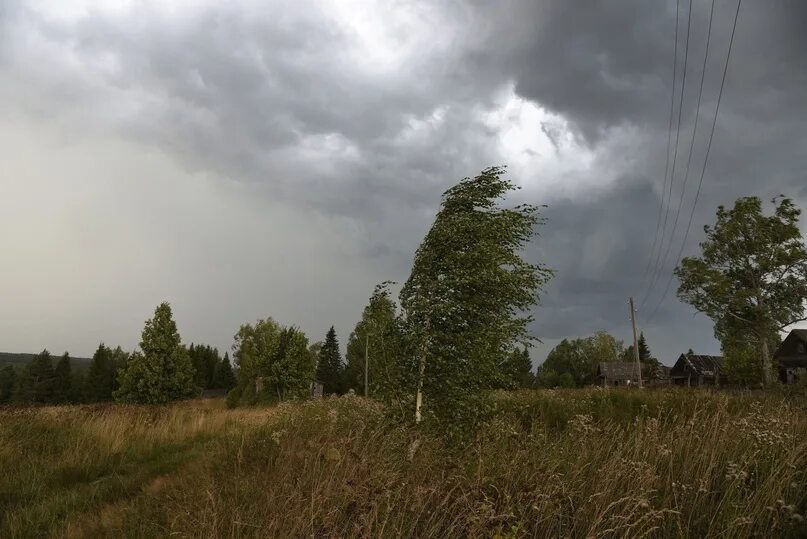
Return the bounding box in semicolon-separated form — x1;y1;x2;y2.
1;389;806;538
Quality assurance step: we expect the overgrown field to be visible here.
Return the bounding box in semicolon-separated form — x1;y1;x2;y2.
2;389;807;538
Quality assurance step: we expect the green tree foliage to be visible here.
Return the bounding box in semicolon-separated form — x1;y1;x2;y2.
675;197;807;385
0;365;16;403
540;332;624;387
213;352;236;390
232;319;315;402
52;352;72;403
500;347;535;388
108;346;130;393
315;327;344;395
85;343;116;402
14;349;55;403
189;344;221;390
722;341;764;387
115;302;198;404
345;283;408;402
399;166;552;428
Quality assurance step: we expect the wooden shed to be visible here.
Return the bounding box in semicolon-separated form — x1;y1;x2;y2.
669;353;725;386
598;362;642;386
774;329;807;384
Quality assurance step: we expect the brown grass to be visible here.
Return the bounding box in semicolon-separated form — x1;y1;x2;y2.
2;389;806;538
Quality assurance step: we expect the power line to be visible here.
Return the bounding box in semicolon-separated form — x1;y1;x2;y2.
640;0;681;289
656;0;716;286
640;0;693;310
646;0;743;325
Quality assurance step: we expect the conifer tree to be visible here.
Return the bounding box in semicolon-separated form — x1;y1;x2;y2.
115;302;198;404
213;352;236;390
316;326;343;395
637;333;652;362
18;349;55;403
85;343;115;402
0;365;16;403
53;352;72;403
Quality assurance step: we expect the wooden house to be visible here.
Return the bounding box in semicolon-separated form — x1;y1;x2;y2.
598;362;642;386
669;353;725;386
774;329;807;384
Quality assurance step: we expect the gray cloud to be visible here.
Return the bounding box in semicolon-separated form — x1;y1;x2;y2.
0;0;805;365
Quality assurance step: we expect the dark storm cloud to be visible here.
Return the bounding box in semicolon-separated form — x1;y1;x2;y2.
1;0;805;361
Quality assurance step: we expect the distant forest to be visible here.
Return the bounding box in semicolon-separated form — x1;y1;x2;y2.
0;352;91;369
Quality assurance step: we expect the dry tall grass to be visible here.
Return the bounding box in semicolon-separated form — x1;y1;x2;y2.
2;389;806;538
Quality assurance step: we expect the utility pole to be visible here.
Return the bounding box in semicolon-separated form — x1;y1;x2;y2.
629;297;643;388
364;333;369;398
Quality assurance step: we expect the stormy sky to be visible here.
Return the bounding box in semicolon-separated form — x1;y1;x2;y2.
1;0;805;364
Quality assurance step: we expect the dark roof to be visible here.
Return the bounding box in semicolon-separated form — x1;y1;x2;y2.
670;354;723;377
790;329;807;342
774;330;807;367
598;362;641;381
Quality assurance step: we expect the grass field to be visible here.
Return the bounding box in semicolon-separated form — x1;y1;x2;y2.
2;389;807;538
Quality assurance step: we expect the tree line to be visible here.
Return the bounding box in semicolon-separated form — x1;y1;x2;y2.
0;315;236;405
3;169;804;430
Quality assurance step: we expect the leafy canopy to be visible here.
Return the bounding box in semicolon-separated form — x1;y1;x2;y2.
399;166;552;428
676;197;807;384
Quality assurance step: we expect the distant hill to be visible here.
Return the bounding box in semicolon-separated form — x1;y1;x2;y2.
0;352;92;369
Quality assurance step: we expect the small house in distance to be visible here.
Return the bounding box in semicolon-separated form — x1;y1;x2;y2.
598;362;642;386
670;353;724;386
774;329;807;384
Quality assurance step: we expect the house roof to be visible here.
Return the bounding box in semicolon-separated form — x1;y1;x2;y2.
670;354;723;377
789;329;807;342
598;362;641;381
774;330;807;367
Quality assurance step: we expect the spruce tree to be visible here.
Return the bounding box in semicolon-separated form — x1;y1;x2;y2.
115;302;198;404
213;352;236;390
53;352;72;403
85;343;115;402
638;333;652;362
0;365;16;403
316;326;343;395
26;350;55;403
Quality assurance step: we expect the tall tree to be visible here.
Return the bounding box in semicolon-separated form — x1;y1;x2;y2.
0;365;16;403
232;319;315;401
52;352;72;403
189;344;220;389
621;332;664;380
115;302;197;404
542;332;624;387
315;326;343;395
14;350;55;403
85;343;115;402
213;352;236;390
345;283;407;402
637;333;652;362
500;347;534;389
676;197;807;385
399;166;552;428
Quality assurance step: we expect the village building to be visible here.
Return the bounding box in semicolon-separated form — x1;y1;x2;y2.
598;362;642;386
774;329;807;384
669;353;725;386
598;362;672;386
